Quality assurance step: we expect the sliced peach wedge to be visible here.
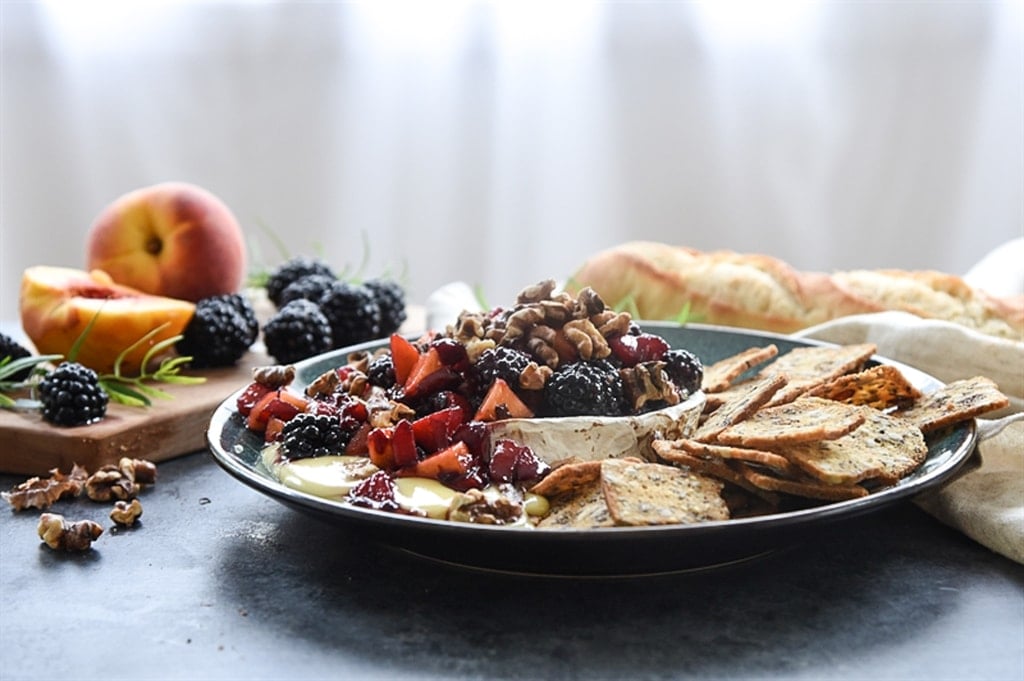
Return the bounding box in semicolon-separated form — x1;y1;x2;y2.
19;266;196;373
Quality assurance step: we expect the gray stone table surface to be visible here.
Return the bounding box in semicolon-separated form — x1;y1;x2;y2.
1;450;1022;681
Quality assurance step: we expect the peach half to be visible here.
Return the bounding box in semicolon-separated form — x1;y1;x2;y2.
19;266;196;373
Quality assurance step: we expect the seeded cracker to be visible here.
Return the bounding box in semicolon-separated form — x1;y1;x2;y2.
713;396;866;449
806;364;922;410
757;343;878;406
535;480;615;529
655;439;797;475
600;459;730;526
650;442;782;506
529;461;602;498
701;344;779;393
781;406;928;485
694;373;788;442
895;376;1010;433
735;462;870;501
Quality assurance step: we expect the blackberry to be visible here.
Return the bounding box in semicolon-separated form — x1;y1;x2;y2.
0;332;33;381
38;362;109;427
664;348;703;396
366;353;396;389
266;256;336;308
471;346;531;397
364;278;407;335
279;412;349;460
222;293;260;345
544;360;625;417
279;274;337;307
176;296;256;368
318;281;381;348
263;299;333;364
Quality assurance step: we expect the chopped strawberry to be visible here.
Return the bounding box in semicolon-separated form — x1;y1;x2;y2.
348;470;401;512
412;406;467;453
403;440;473;480
609;333;669;367
236;382;273;416
367;427;395;469
390;333;420;385
246;388;309;433
474;378;534;422
489;438;550;483
391;419;418;468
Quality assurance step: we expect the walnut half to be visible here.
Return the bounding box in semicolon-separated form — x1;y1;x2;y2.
110;499;143;527
37;513;103;552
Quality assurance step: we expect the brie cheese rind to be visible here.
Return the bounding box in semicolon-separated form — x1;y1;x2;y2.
488;391;706;465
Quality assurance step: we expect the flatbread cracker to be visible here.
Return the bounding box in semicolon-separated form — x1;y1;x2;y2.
600;458;729;526
895;376;1010;433
654;438;796;476
535;480;614;529
701;345;779;393
652;442;781;506
735;462;870;501
780;406;928;485
758;343;877;406
694;373;788;442
529;460;601;498
806;364;922;410
713;396;866;449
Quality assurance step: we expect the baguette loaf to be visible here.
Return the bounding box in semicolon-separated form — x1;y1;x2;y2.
567;241;1024;342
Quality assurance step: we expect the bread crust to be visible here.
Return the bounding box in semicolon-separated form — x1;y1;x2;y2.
568;241;1024;341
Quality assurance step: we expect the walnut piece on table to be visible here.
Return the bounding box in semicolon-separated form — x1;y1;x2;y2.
85;458;157;502
1;464;88;511
110;498;143;526
37;513;103;552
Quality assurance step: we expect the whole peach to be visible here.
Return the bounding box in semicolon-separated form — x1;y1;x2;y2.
85;182;246;302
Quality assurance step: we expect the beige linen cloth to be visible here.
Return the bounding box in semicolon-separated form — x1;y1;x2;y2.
798;311;1023;565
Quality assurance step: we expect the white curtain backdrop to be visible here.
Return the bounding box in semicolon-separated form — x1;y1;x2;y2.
2;0;1021;323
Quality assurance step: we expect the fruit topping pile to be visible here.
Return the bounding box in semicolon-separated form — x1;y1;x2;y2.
237;280;704;521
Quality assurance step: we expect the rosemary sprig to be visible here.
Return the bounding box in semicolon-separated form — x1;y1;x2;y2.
96;323;206;407
0;354;63;409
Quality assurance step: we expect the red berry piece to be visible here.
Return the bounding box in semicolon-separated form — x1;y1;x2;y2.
609;333;669;367
348;470;401;512
488;439;550;484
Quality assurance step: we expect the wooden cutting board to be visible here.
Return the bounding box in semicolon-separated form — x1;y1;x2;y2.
0;350;271;477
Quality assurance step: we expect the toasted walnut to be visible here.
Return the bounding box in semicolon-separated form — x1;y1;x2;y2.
110;498;143;526
463;337;496;364
447;487;523;525
119;458;157;486
518;361;552;391
37;513;103;552
346;350;372;374
516;279;557;305
526;325;561;368
368;401;416;429
594;310;633;338
537;298;574;326
620;362;681;412
86;466;135;502
2;464;88;511
503;306;546;341
305;368;340;399
574;287;607;317
562;319;611;361
451;312;487;343
252;364;296;389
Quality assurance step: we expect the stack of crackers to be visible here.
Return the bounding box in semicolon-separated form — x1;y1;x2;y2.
530;342;1009;528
